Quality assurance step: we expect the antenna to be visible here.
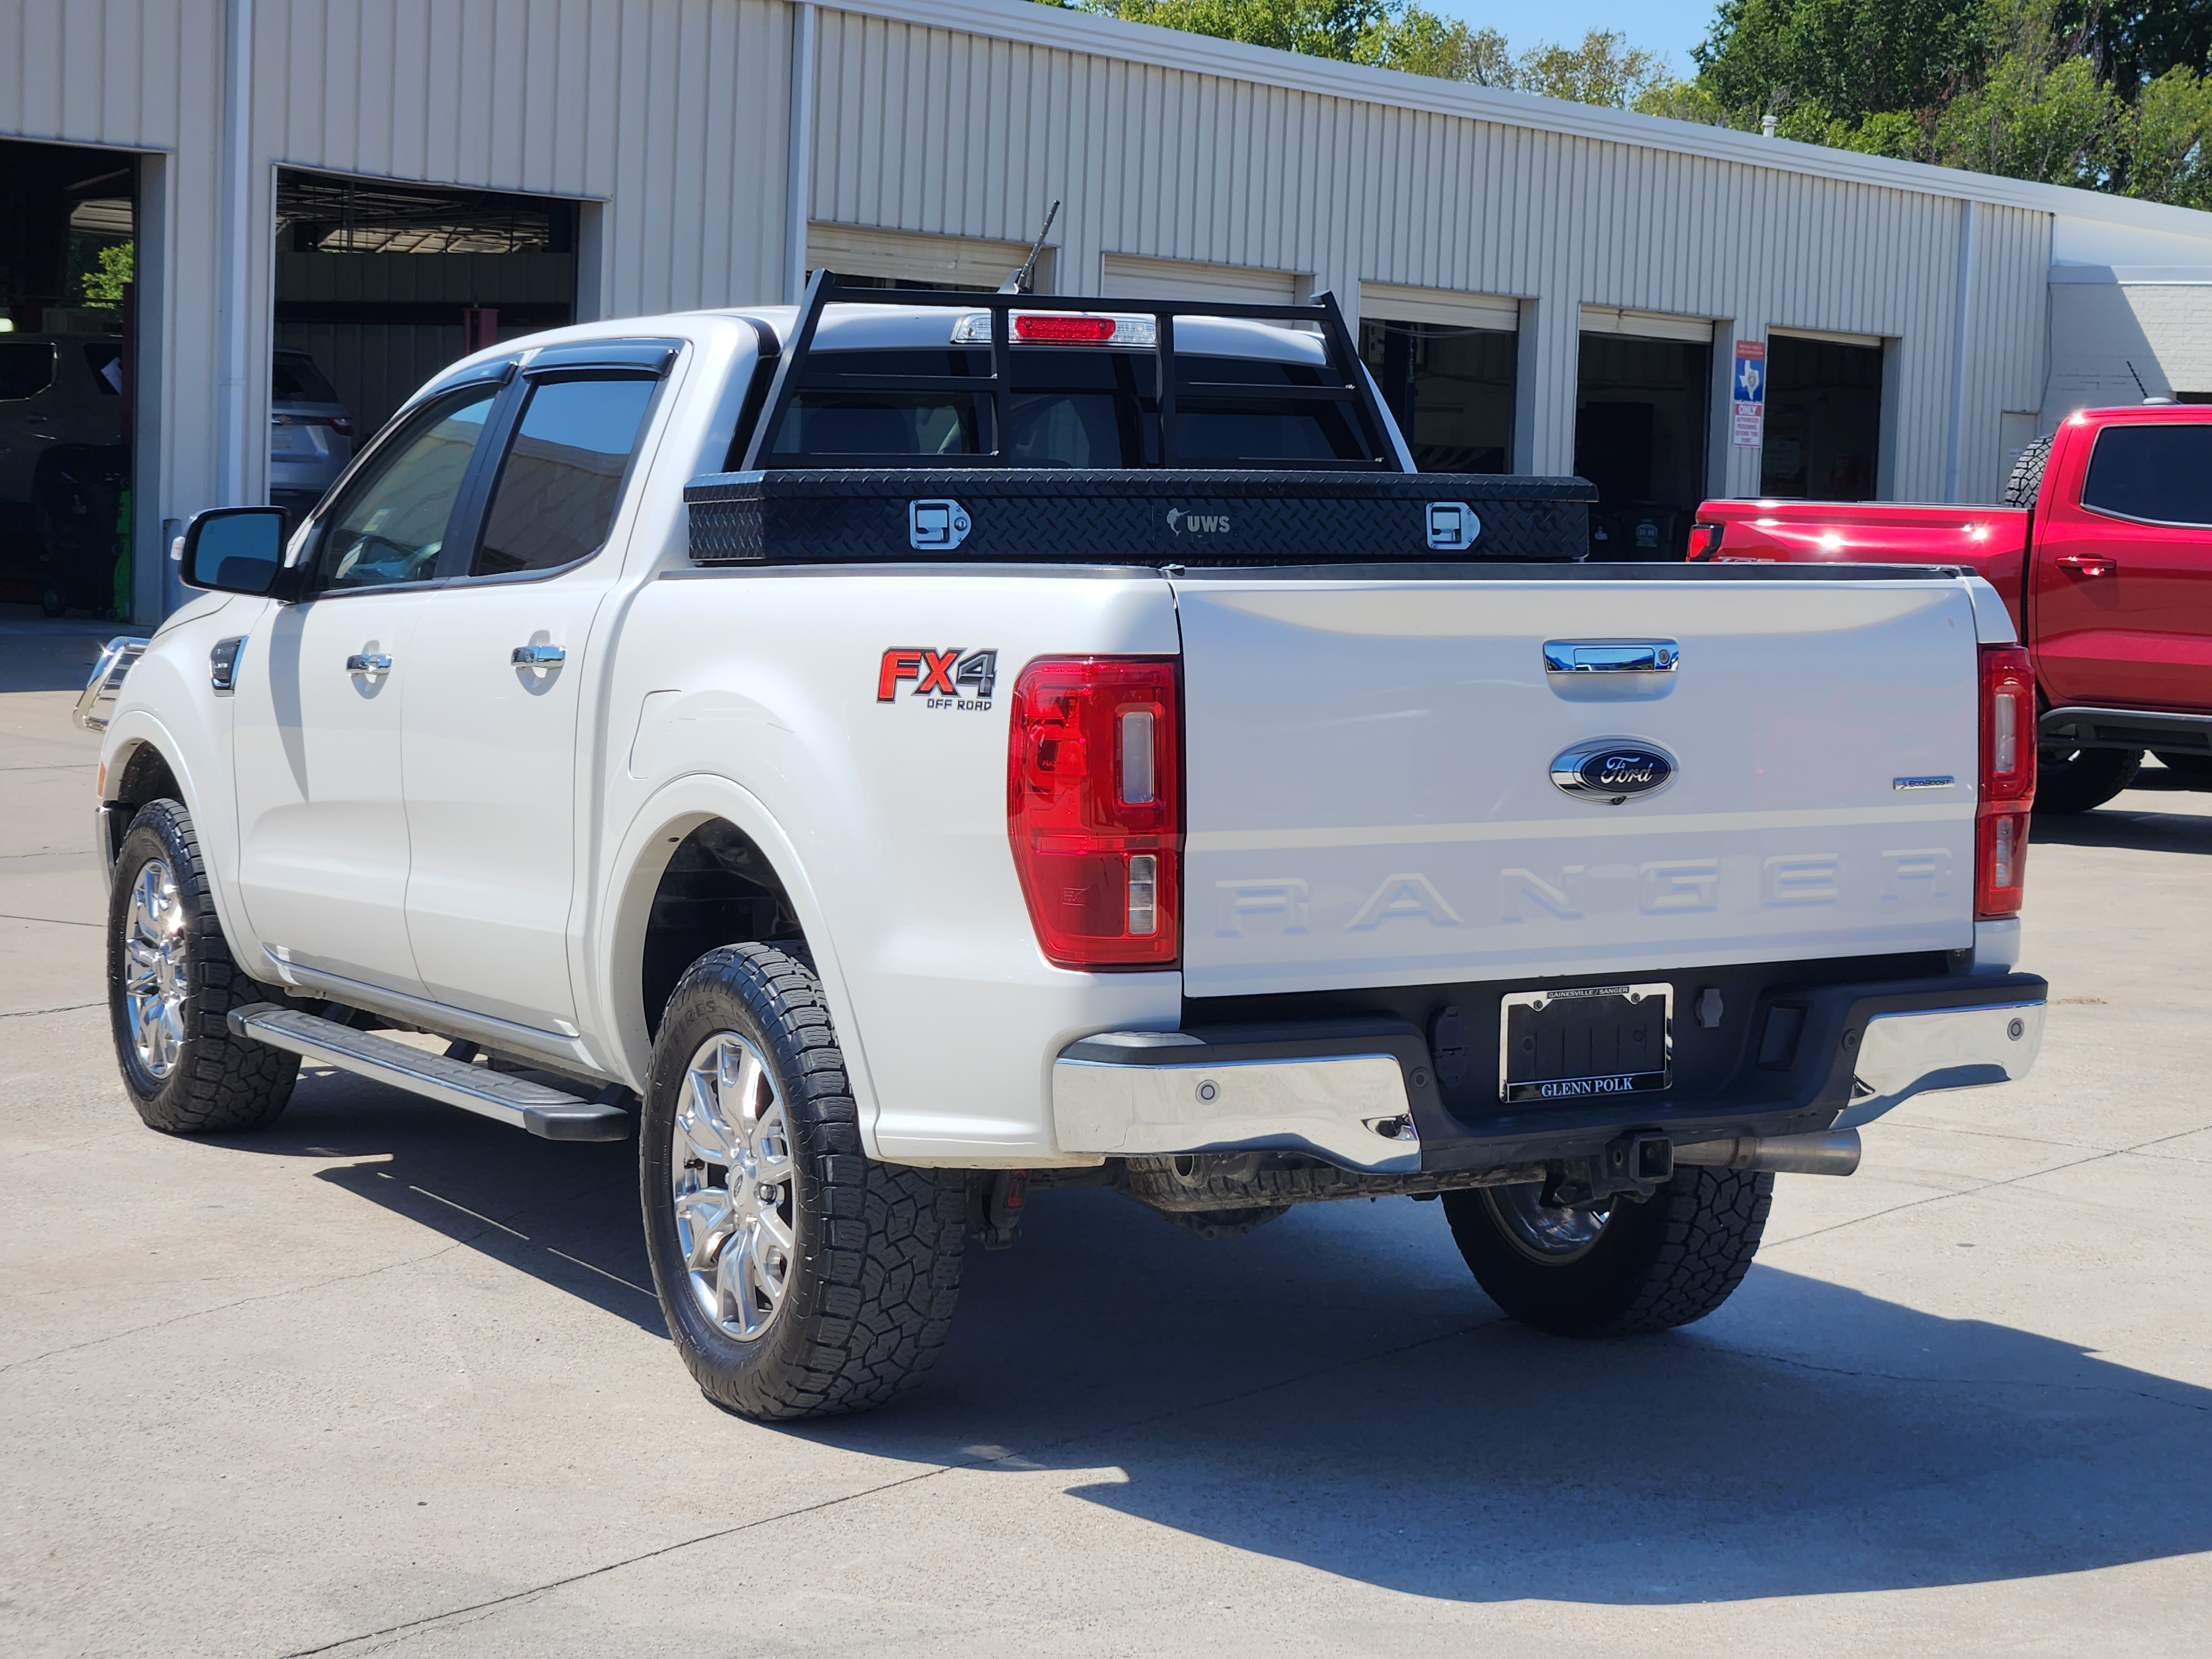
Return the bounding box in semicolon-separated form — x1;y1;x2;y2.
2124;358;2153;400
1000;200;1061;295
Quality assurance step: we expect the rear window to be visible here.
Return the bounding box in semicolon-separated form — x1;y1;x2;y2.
759;347;1373;468
272;352;340;404
2081;424;2212;526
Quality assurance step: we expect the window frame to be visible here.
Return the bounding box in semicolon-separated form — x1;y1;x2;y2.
437;344;677;588
2078;422;2212;531
292;373;515;602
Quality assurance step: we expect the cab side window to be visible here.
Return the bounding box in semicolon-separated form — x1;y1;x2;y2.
310;386;499;592
471;374;659;577
2080;425;2212;528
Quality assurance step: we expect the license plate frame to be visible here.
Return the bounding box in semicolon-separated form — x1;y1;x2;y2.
1498;982;1672;1104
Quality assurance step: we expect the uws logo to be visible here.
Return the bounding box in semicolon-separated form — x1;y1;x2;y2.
1165;506;1233;535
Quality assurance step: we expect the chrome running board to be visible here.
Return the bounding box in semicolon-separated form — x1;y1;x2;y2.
227;1003;630;1142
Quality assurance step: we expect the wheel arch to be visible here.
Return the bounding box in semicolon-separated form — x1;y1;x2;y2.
593;774;880;1143
97;711;255;958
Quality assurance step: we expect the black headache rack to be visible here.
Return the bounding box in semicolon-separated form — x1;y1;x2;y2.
683;270;1595;567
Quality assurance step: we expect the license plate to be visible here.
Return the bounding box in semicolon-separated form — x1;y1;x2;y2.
1499;982;1672;1103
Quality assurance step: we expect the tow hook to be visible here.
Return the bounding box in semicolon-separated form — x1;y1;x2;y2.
1542;1133;1674;1207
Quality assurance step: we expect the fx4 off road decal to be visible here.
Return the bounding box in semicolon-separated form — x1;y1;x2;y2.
878;648;999;710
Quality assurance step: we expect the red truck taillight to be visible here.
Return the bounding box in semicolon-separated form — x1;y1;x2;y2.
1977;644;2036;919
1007;657;1181;968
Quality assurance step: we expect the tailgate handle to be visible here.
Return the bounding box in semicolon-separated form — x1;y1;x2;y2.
1544;640;1679;675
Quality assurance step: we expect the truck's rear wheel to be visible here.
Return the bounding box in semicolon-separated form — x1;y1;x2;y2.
2034;745;2140;814
107;799;299;1134
640;945;964;1420
1442;1166;1772;1337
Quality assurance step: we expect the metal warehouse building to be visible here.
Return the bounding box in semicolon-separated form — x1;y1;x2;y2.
5;0;2212;623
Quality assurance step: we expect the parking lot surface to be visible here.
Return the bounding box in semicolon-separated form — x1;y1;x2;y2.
4;615;2210;1657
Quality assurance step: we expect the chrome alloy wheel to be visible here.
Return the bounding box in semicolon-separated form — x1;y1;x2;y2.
121;857;189;1080
671;1031;797;1341
1484;1182;1612;1265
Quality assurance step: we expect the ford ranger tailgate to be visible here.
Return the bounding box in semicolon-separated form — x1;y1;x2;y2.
1173;569;1983;998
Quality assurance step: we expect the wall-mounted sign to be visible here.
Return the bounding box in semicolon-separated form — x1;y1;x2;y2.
1731;340;1766;447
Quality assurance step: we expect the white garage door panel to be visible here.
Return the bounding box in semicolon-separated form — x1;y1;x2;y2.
1580;305;1715;343
1101;254;1305;305
1360;281;1521;332
808;223;1051;290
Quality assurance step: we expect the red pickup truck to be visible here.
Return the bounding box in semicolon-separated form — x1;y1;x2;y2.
1693;404;2212;813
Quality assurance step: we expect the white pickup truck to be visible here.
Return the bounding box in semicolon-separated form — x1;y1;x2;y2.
77;279;2047;1420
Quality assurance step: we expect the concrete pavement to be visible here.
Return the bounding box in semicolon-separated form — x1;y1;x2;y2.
3;613;2209;1657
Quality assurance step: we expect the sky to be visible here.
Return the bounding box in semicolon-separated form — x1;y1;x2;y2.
1431;0;1723;76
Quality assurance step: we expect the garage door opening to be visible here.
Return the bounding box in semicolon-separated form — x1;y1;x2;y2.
1575;326;1712;561
273;170;578;513
1760;332;1884;500
0;138;139;619
1359;320;1515;473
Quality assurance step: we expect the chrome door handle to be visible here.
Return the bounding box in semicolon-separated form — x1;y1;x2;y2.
345;652;392;679
1543;639;1680;674
510;643;567;667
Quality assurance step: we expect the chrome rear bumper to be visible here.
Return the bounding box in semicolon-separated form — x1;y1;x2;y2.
1835;998;2044;1129
1054;1026;1426;1173
1053;974;2047;1174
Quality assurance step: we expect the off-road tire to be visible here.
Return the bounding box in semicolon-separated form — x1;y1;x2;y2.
1443;1167;1773;1337
2001;435;2052;508
2035;745;2141;814
640;945;964;1421
107;799;298;1133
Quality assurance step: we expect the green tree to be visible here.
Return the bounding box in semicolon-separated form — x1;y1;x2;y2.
1688;0;2209;204
79;242;134;310
2124;62;2212;207
1040;2;1691;112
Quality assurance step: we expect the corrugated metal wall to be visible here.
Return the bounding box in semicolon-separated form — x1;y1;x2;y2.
1;0;795;619
0;0;2086;620
807;6;2051;499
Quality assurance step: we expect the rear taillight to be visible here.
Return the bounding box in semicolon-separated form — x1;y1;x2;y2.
1007;657;1181;968
1687;521;1724;561
1976;644;2036;918
327;416;353;439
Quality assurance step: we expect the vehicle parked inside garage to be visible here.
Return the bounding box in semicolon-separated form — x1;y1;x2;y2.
0;331;129;617
1693;403;2212;813
75;278;2047;1419
267;348;353;518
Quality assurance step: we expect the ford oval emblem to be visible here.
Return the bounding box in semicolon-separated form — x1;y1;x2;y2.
1551;739;1678;805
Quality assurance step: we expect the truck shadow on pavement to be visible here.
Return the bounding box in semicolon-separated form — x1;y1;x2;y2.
2032;803;2212;856
254;1067;2212;1607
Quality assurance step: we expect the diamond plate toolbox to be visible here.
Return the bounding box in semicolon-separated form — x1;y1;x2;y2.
683;469;1594;566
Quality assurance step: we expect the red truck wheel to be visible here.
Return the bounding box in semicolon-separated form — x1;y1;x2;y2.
2034;746;2141;815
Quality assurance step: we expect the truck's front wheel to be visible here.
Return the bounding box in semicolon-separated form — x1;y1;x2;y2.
1443;1166;1772;1337
107;799;299;1134
640;945;964;1420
